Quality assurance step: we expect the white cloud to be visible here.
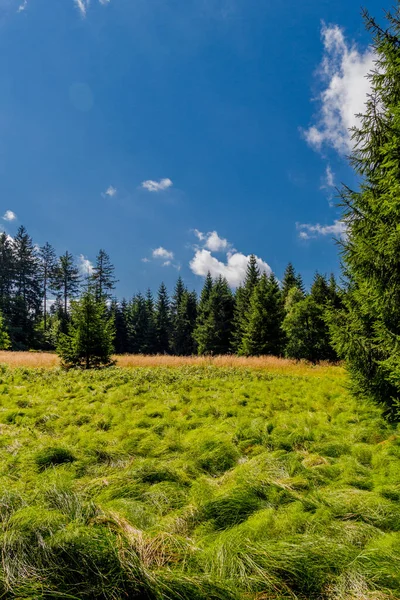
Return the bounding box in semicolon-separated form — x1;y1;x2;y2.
17;0;27;12
324;164;335;188
141;257;150;263
141;178;173;192
195;230;229;252
103;185;117;198
74;0;89;17
2;210;16;222
152;247;174;260
296;219;347;240
190;249;271;288
162;261;171;267
99;0;110;3
78;254;94;276
304;23;375;154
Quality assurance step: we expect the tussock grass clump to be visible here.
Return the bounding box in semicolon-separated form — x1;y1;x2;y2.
0;363;397;598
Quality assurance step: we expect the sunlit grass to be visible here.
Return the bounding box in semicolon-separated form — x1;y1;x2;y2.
0;363;396;598
0;351;345;378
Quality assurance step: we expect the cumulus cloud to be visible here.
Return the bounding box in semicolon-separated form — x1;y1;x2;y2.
103;185;117;198
190;249;271;288
152;247;174;260
194;230;229;252
78;254;94;276
296;219;347;240
2;210;16;222
304;23;375;154
141;178;173;192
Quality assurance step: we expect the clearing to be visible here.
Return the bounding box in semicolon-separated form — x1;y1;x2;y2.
0;361;399;599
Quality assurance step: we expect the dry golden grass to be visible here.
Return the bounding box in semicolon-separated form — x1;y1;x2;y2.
0;351;344;377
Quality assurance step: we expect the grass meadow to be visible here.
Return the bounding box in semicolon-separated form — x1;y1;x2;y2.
0;358;399;598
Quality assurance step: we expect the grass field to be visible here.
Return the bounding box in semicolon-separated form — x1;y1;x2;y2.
0;360;399;599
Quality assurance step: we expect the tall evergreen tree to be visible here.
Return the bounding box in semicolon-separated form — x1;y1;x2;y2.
283;296;329;363
0;233;14;325
110;299;129;354
57;286;114;369
127;294;149;354
11;226;41;348
170;276;187;354
92;249;118;301
155;282;171;354
281;262;299;304
144;289;157;354
194;272;213;353
38;242;57;332
327;7;400;415
232;255;261;351
174;290;197;355
53;252;81;320
240;273;284;356
195;276;234;355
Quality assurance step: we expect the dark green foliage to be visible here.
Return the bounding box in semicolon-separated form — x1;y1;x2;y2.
173;290;197;355
92;249;118;301
38;242;57;334
111;298;129;354
283;294;333;363
195;276;234;355
0;232;14;324
127;293;150;354
328;8;400;415
240;273;284;356
57;287;115;368
281;262;299;304
232;255;261;352
53;251;81;318
11;226;41;349
156;282;171;354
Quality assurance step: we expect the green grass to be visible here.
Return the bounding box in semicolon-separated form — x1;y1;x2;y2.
0;363;398;599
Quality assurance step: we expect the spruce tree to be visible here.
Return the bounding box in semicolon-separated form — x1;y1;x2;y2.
283;295;330;363
11;226;41;348
281;262;299;304
38;242;57;332
241;273;284;356
232;255;261;352
57;286;115;369
195;276;234;355
53;252;81;322
110;299;129;354
127;294;149;354
0;233;14;325
144;289;157;354
170;276;187;354
92;249;118;301
194;272;213;354
174;290;197;355
328;7;400;414
155;282;171;354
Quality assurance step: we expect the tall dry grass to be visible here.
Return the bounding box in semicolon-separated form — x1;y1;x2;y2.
0;351;344;377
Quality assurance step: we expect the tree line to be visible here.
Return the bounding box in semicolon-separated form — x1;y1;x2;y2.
0;226;341;362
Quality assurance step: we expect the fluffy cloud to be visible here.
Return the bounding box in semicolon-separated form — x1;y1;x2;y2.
194;230;229;252
304;23;375;154
103;185;117;198
17;0;27;12
190;249;271;288
141;178;173;192
297;220;347;240
78;254;94;276
2;210;16;222
152;247;174;260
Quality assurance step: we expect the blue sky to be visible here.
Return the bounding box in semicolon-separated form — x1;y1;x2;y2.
0;0;382;297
